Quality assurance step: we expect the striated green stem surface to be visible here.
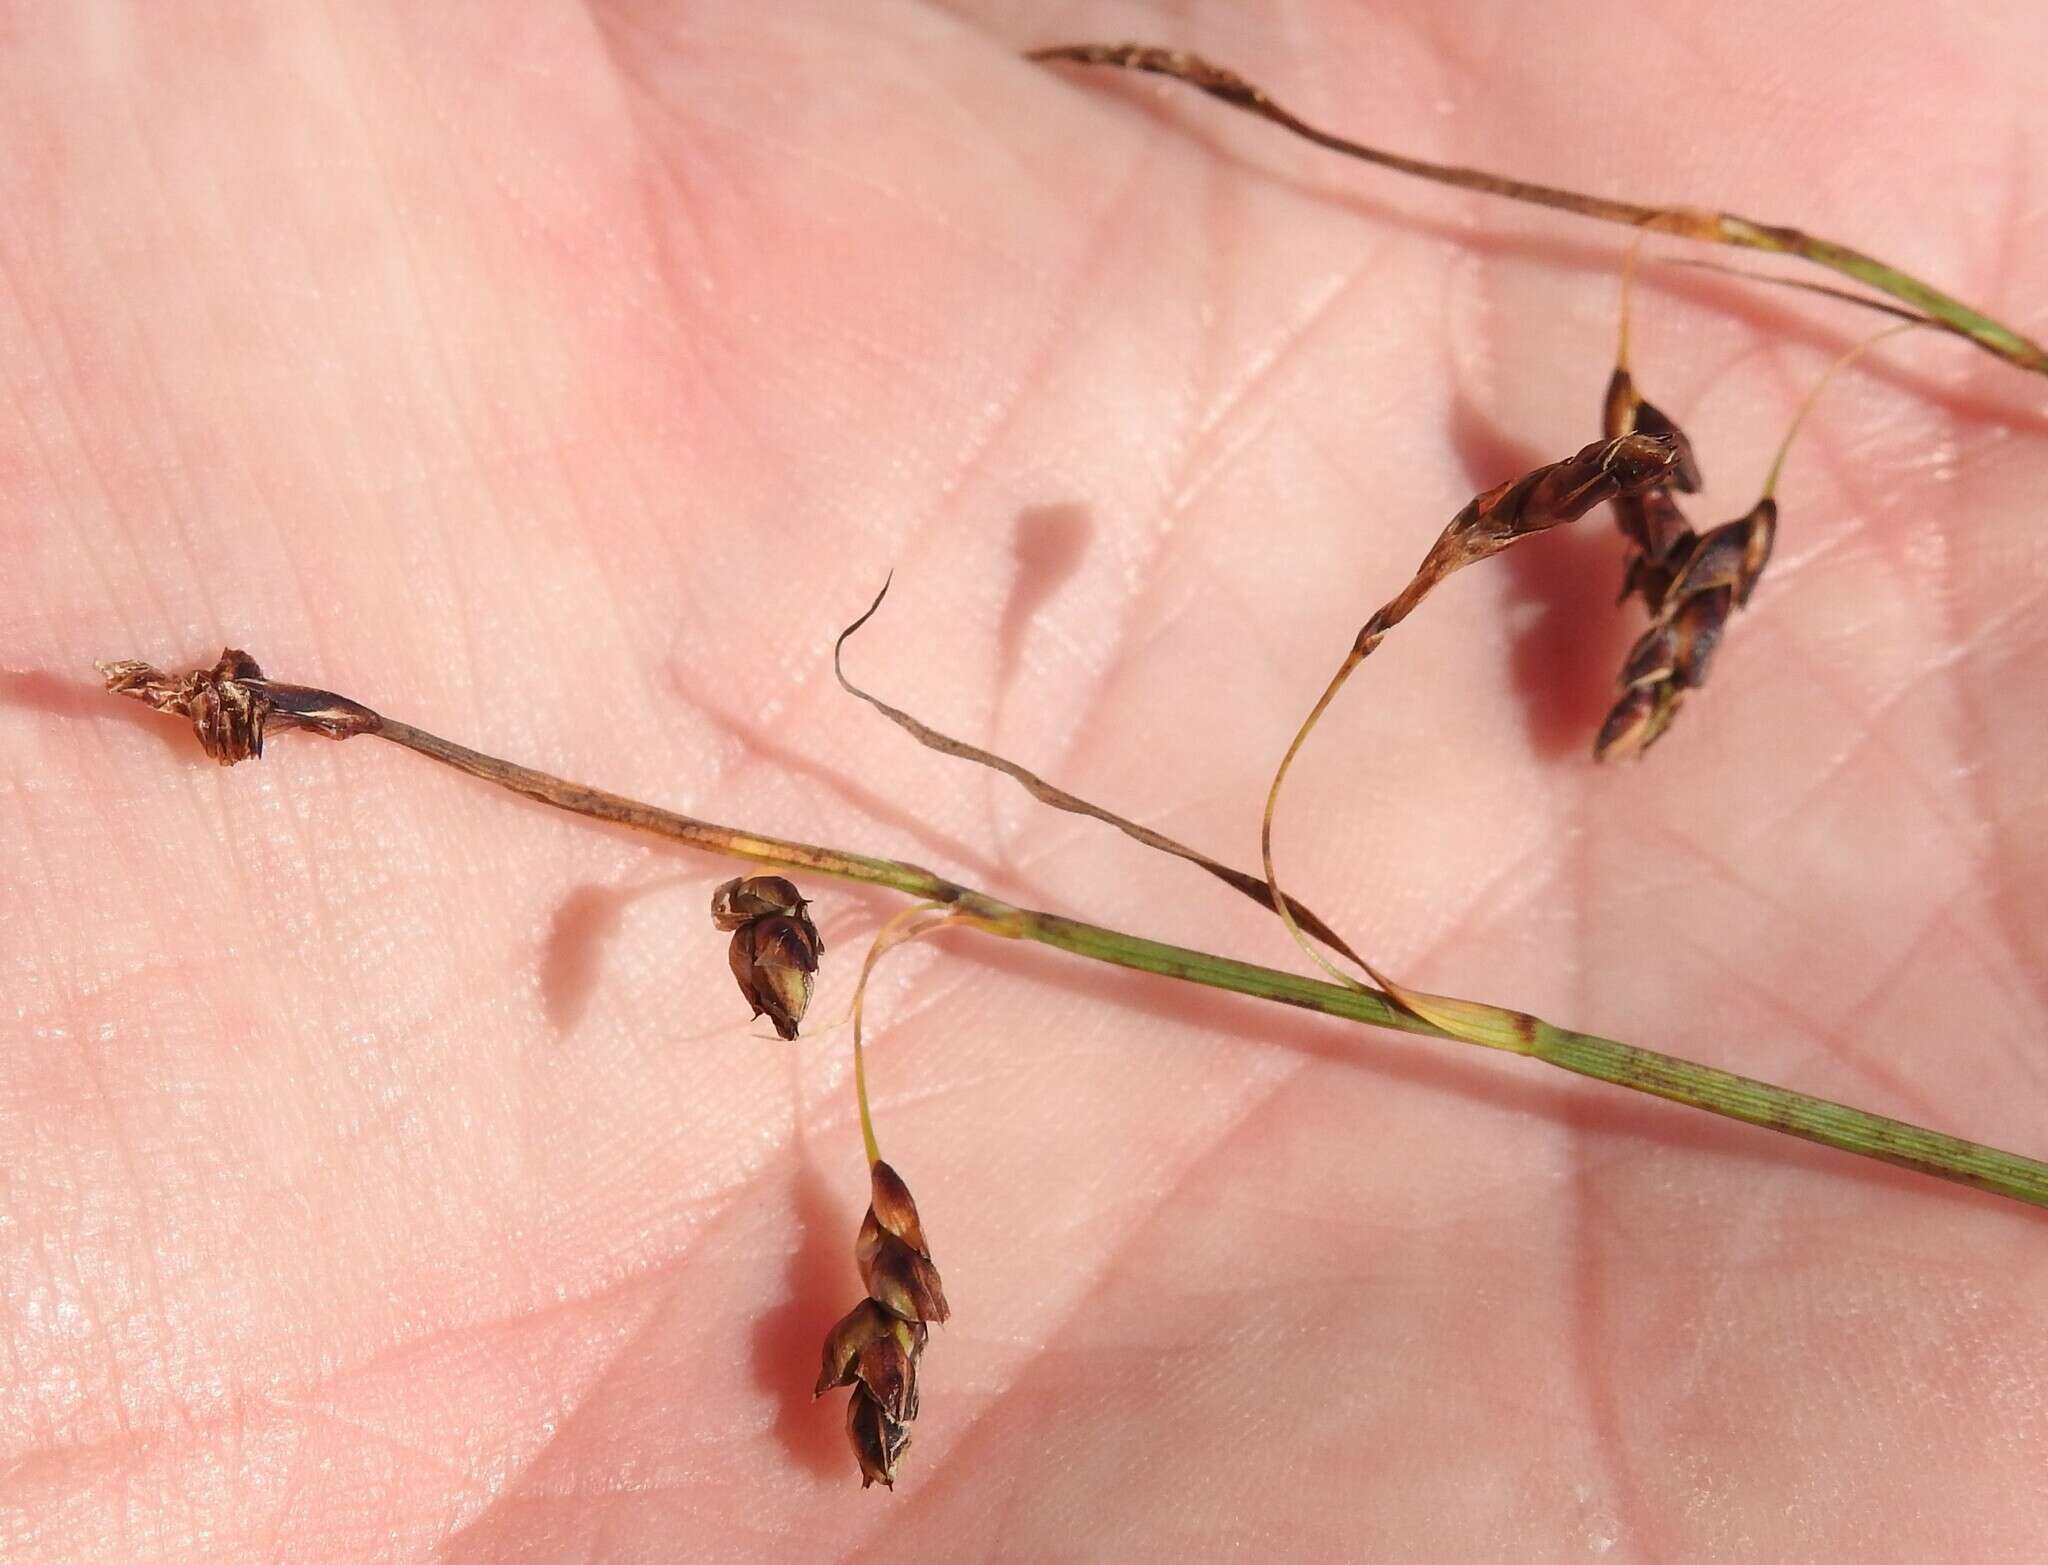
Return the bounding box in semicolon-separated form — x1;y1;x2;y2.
372;713;2048;1213
109;668;2048;1215
999;909;2048;1209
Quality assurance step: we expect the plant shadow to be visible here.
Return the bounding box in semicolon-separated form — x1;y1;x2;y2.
748;1110;860;1478
542;872;695;1035
995;501;1093;700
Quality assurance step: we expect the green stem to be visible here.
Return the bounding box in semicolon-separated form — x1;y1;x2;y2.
368;711;2048;1212
117;677;2048;1214
848;903;954;1169
995;911;2048;1207
1535;1027;2048;1206
377;717;964;903
1029;43;2048;379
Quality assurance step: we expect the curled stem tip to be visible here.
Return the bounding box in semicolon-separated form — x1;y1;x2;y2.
836;577;1370;967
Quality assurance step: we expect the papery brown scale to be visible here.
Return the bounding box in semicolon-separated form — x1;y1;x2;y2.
1666;521;1755;603
855;1205;884;1277
855;1315;924;1424
197;676;268;765
862;1229;951;1325
1611;496;1653;566
847;1389;912;1490
1595;681;1686;762
1617;620;1679;690
1734;498;1777;604
899;1357;921;1424
815;1300;877;1398
726;912;820;1040
1618;518;1699;613
1636;488;1697;572
1626;397;1702;493
1667;587;1733;689
711;874;816;935
815;1299;925;1423
867;1160;930;1256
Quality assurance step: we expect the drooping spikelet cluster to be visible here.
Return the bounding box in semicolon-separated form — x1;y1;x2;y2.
815;1159;949;1488
1343;430;1686;664
711;875;823;1040
1595;369;1777;761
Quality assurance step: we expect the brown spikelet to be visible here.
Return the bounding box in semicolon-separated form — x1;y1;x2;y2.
816;1159;947;1489
1602;366;1705;615
1594;363;1782;761
713;876;823;1038
1596;498;1777;762
98;648;380;763
815;1298;926;1424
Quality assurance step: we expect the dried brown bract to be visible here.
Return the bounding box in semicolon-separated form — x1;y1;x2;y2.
816;1159;948;1489
1353;431;1683;658
713;875;822;1039
98;648;380;764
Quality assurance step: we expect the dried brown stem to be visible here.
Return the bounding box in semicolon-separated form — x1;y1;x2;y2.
1028;42;2047;377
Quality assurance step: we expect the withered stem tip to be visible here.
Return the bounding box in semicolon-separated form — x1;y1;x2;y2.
99;648;380;764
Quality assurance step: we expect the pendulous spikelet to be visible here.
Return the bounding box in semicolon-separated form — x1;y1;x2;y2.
712;875;823;1039
816;1159;949;1489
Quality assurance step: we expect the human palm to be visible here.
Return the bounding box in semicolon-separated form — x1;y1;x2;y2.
5;2;2045;1559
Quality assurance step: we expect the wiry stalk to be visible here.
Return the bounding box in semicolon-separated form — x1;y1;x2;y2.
848;904;954;1167
98;651;2048;1211
1029;43;2047;379
1257;434;1686;1028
